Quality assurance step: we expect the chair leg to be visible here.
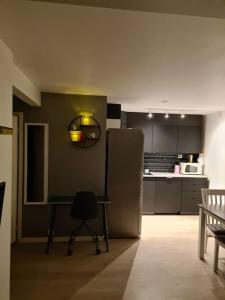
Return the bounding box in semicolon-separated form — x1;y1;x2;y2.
205;231;208;253
67;222;84;256
83;222;101;255
213;239;219;273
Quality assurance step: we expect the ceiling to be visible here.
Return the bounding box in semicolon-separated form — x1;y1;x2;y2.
1;0;225;114
33;0;225;19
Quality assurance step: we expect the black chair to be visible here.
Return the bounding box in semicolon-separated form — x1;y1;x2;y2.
67;191;101;256
0;182;6;224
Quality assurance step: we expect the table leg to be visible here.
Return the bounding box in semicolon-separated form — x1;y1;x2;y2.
198;206;206;260
45;204;57;254
102;203;109;252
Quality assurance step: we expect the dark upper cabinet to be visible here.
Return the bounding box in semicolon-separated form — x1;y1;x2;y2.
177;126;202;154
143;125;153;153
153;125;177;153
127;113;203;154
131;124;153;153
121;111;127;128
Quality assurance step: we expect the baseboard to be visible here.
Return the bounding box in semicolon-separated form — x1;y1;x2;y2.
18;235;104;243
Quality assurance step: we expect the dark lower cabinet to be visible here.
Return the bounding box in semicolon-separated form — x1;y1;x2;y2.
155;179;181;213
180;179;208;214
181;192;201;214
143;177;209;215
142;179;156;214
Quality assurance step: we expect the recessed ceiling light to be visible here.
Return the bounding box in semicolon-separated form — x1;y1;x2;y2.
148;112;153;118
162;100;168;103
164;112;169;119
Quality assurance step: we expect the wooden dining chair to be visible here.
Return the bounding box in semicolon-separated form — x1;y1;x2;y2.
214;235;225;272
201;189;225;253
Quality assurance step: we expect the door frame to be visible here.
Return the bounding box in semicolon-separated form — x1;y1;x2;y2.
13;112;24;242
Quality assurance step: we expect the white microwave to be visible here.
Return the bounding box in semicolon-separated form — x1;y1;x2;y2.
180;162;203;175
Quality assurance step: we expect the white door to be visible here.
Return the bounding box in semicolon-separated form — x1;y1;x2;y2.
11;115;18;243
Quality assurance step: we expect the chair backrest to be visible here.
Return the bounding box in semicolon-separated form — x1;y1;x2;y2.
201;189;225;206
201;188;225;225
0;182;6;224
71;191;98;220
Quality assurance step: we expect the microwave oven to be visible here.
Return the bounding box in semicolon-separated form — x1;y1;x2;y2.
180;162;203;175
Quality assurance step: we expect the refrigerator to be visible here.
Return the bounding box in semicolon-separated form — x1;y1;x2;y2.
106;128;144;238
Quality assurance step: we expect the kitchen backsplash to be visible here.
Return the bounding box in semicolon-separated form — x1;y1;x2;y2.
144;153;199;173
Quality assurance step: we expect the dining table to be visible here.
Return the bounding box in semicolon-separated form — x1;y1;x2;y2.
198;203;225;260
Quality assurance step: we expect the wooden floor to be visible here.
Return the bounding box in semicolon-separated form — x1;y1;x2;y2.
11;216;225;300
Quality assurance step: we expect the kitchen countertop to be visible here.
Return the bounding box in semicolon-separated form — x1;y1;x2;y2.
143;172;208;179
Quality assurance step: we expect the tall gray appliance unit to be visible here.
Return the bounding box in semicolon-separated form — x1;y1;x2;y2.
106;128;144;238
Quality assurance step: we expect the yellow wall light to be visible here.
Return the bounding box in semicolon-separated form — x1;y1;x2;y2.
69;130;84;142
79;111;93;117
81;116;91;125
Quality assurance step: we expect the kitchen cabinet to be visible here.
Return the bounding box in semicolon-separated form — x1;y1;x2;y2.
152;125;177;153
155;179;181;213
131;124;153;153
142;179;156;214
127;113;203;154
143;177;209;215
143;125;153;153
181;192;201;214
181;178;208;214
177;126;202;154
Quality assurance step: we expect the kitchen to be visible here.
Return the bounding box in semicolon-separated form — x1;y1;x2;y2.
125;111;208;216
3;1;225;299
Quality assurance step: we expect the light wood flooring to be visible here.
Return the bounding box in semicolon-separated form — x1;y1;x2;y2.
11;216;225;300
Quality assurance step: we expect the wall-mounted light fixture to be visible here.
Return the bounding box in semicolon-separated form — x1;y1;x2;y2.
81;115;91;126
68;113;101;148
69;130;84;142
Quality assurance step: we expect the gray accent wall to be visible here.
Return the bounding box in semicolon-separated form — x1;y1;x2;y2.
14;93;107;237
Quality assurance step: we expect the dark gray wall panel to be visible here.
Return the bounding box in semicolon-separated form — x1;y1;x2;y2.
14;93;107;237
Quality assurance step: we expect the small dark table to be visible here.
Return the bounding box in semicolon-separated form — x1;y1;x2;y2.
46;196;110;254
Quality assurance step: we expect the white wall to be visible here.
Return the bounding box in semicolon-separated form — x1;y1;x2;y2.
0;39;41;300
106;119;121;129
204;112;225;188
13;64;41;106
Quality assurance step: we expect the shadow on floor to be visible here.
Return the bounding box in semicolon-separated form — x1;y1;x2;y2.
11;239;140;300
